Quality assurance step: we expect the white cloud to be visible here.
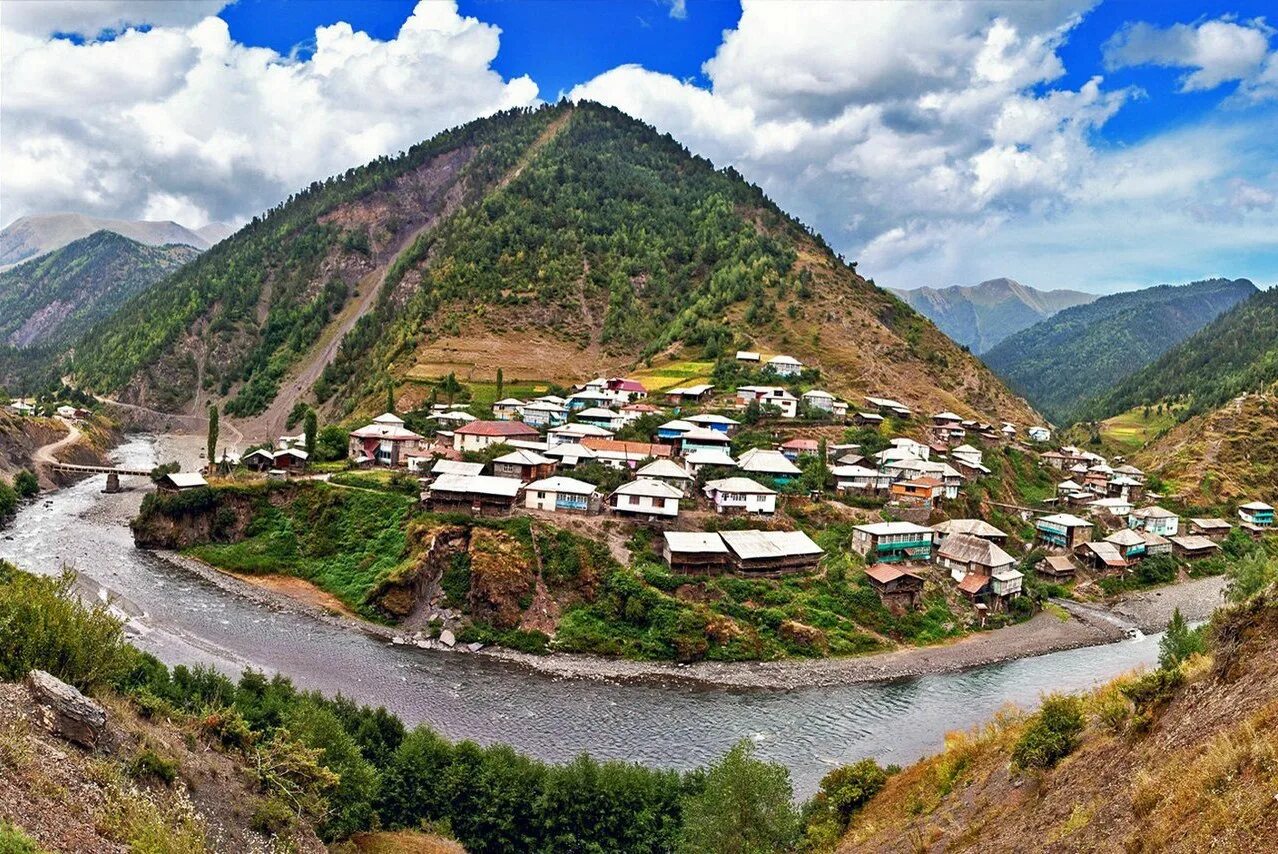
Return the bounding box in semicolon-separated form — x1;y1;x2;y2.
1103;17;1276;95
0;0;538;227
0;1;229;36
661;0;688;21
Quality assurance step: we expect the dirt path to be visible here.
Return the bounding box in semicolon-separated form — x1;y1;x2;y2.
30;417;80;489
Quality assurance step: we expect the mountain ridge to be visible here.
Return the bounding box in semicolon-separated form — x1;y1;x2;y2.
0;212;221;269
891;278;1095;353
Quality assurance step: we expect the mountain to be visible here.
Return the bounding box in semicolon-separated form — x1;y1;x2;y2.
195;222;235;245
0;212;212;269
982;278;1258;424
69;102;1037;434
0;231;199;349
891;278;1095;353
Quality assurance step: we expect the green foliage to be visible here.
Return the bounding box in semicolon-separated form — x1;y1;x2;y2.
1158;608;1206;670
313;424;348;463
0;478;16;518
984;278;1257;423
800;759;894;849
206;403;219;465
0;563;137;691
127;748;179;786
149;461;180;483
12;470;38;499
1011;695;1085;771
1225;550;1278;602
678;740;800;854
303;409;318;456
0;820;39;854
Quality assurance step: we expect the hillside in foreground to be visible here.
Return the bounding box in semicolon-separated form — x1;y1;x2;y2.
838;581;1278;853
892;278;1094;354
70;101;1037;434
0;231;199;348
982;277;1257;424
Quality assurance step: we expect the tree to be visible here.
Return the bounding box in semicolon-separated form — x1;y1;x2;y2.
303;408;318;455
1158;608;1204;671
13;470;38;498
678;740;799;854
386;384;396;415
496;367;504;399
439;372;463;405
206;404;219;468
800;759;894;848
314;425;348;463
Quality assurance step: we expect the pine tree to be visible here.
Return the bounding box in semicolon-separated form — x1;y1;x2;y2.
386;384;396;415
496;367;504;398
206;404;219;470
303;408;318;456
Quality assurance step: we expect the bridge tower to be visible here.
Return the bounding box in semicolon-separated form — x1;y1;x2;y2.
103;472;121;494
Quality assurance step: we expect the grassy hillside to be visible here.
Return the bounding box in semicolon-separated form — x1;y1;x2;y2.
70;101;1037;429
892;278;1094;353
0;231;198;348
982;278;1257;424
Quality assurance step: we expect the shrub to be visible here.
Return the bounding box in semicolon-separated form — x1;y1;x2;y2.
12;470;38;498
127;748;179;786
679;740;800;854
250;796;296;836
1136;554;1177;585
1011;695;1085;771
801;758;894;846
1158;608;1205;670
0;820;38;853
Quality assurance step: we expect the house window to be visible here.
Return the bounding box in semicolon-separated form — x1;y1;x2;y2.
537;492;547;500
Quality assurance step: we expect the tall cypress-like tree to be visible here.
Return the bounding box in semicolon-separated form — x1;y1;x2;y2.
206;403;219;469
496;367;504;398
303;408;318;456
386;384;396;415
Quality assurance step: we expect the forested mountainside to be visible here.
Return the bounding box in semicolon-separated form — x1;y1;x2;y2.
982;278;1257;424
0;231;200;348
70;101;1036;428
0;212;219;269
1088;285;1278;423
892;278;1094;353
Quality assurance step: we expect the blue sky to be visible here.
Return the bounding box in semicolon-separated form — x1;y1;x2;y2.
2;0;1275;293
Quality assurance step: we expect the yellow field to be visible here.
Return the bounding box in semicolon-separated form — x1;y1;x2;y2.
1099;406;1179;454
628;360;715;392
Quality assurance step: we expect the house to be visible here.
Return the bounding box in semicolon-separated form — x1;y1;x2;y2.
543;442;595;468
520;400;567;428
1128;506;1179;537
55;404;77;419
492;398;526;421
1087;497;1133;518
864;564;925;612
864;396;912;418
453;421;540;453
737;447;801;481
7;399;35;416
1036;513;1093;550
1037;554;1077;581
683;448;737;475
665;384;715;404
831;400;849;419
603;378;648;405
575;407;626;432
852;412;885;427
1138;530;1172;556
890;437;931;459
157;472;208;493
735;351;761;363
931;519;1007;545
271;447;308;472
621;402;661;418
1188;518;1233;541
431;410;476;427
547;423;613;446
429;459;485;480
1105;528;1148;561
491;449;556;482
766;354;803;377
949;444;983;470
1076;541;1128;572
524;476;598;514
890;476;945;509
1238;501;1274;527
778;437;819;461
349;414;425;467
832;464;893;493
635;459;695;494
936;533;1017;584
656;419;696;441
719;530;823;575
929;412;965;444
990;569;1025;604
581;438;672;469
677;427;734;456
703;477;777;515
1107;475;1144;503
243;448;276;472
608;479;683;519
736;386;798;418
1027;426;1051;443
685;413;740;434
1170;535;1222;560
662;532;729;574
851;521;936;564
801;390;836;412
426;474;521;515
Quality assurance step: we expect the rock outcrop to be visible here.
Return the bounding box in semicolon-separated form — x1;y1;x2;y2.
25;670;106;748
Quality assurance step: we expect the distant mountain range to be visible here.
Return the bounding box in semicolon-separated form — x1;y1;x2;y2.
0;212;232;269
0;230;200;349
982;277;1258;424
891;278;1095;353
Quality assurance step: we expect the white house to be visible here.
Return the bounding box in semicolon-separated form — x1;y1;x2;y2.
543;442;596;468
832;464;893;492
1088;496;1133;517
683;448;737;475
575;407;626;432
348;413;425;467
546;423;614;447
864;396;912;418
1128;506;1180;537
521;399;567;428
736;385;799;418
524;476;598;513
737;447;802;480
735;350;761;363
636;458;695;494
766;354;803;376
492;398;526;421
608;479;683;518
801;389;836;412
703;477;777;514
1027;426;1051;443
685;413;739;433
452;421;540;453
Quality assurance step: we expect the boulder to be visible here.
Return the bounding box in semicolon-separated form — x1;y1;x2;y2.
439;629;456;648
26;670;106;748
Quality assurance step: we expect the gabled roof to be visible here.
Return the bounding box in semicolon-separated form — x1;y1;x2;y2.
432;459;485;477
831;464;881;477
932;519;1007;539
865;564;922;584
582;437;672;458
667;383;714;396
1189;517;1232;530
273;448;308;460
684;448;737;467
686;413;740;426
737;447;801;475
802;389;834;399
526;476;597;495
636;459;693;480
1240;501;1274;511
549;423;613;437
1104;528;1146;547
493;398;526;407
679;427;732;443
430;473;522;498
779;437;819;451
937;533;1015;568
719;529;823;560
933;411;962;421
1131;505;1178;519
1079;541;1127;567
705;476;776;495
1038;513;1092;527
543;442;596;460
454;421;539;437
372;413;404;425
162;472;208;489
958;574;990;594
855;521;933;536
523;399;566;412
767;354;801;365
350;417;424;441
611;479;684;499
664;532;729;554
576;407;622;419
1169;535;1221;552
493;449;554;466
658;419;696;432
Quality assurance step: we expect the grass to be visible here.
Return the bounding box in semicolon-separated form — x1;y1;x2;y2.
628;359;714;392
1100;405;1179;455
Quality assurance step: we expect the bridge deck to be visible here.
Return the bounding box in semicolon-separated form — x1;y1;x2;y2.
47;463;153;476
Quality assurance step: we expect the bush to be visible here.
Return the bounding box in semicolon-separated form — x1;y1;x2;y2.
250;797;295;836
679;740;800;854
1158;608;1205;670
0;820;40;853
801;758;894;847
127;748;179;785
0;479;16;517
1136;554;1177;585
1011;695;1085;771
12;470;38;499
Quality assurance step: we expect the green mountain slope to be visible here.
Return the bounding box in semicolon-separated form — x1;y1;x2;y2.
0;231;199;348
982;277;1257;424
892;278;1094;353
69;102;1038;430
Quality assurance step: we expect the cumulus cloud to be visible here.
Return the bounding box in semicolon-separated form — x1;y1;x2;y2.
1103;16;1276;95
0;1;538;227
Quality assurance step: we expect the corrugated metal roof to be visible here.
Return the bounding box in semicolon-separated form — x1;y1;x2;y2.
525;476;597;495
430;474;521;498
720;530;823;560
663;532;728;554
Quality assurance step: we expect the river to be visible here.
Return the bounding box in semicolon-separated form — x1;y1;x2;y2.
1;436;1168;797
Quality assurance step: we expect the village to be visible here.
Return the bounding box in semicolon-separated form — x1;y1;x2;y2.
79;347;1274;625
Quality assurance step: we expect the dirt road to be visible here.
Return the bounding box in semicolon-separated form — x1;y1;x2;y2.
31;417;80;489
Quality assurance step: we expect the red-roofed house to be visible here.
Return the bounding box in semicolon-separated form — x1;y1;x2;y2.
348;413;425;467
452;420;541;453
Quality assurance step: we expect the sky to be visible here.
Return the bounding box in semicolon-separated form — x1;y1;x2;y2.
1;1;1276;294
